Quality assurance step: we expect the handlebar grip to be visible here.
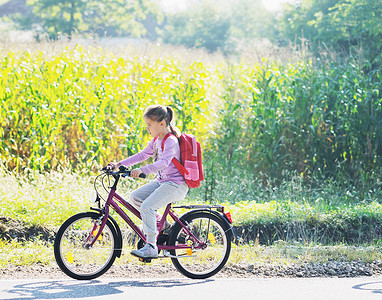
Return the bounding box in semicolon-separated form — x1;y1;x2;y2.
125;171;147;178
120;168;146;179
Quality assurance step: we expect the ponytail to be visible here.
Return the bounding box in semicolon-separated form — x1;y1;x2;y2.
166;106;181;138
169;124;181;139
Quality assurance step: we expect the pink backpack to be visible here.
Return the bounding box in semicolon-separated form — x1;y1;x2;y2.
157;132;204;188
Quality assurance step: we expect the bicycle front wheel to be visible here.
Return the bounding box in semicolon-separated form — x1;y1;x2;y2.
54;212;118;280
168;211;232;279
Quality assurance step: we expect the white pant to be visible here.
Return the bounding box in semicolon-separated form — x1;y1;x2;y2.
130;180;189;244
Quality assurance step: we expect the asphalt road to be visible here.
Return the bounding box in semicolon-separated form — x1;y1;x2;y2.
1;277;382;300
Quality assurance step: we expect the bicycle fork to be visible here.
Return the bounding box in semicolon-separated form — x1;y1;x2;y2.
83;206;111;249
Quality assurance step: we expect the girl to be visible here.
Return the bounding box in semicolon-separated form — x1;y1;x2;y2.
108;105;189;259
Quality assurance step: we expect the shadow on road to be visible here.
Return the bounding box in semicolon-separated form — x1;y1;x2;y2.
353;280;382;295
5;278;213;299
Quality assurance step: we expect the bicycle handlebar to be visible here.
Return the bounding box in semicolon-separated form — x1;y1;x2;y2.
102;165;147;179
122;170;147;179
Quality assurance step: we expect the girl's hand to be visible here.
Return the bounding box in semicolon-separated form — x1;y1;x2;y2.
107;162;121;170
130;168;143;178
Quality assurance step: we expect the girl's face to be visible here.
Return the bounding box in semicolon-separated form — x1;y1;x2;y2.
144;117;167;138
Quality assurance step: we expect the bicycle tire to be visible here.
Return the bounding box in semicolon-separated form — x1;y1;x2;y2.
54;212;118;280
168;211;232;279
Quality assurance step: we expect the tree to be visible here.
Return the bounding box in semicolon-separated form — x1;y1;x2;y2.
26;0;162;39
162;1;231;53
228;0;274;41
278;0;382;68
161;0;274;54
321;0;382;67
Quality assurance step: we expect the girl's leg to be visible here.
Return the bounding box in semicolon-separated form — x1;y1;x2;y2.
129;180;160;210
140;181;188;245
131;181;188;259
130;180;169;225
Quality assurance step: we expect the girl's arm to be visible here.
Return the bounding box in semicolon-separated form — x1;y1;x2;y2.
139;136;178;175
118;139;155;167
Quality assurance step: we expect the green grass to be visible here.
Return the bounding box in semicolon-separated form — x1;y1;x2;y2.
1;166;382;244
0;167;92;227
230;242;382;266
2;239;382;269
0;239;52;267
0;166;378;227
1;166;382;268
0;165;145;228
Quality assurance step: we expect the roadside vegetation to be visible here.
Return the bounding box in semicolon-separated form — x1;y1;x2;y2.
1;0;382;270
1;163;382;269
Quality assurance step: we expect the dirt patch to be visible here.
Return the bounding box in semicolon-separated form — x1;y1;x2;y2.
1;260;382;280
0;216;55;242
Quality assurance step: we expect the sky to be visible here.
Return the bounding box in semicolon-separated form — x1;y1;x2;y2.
260;0;295;11
160;0;297;13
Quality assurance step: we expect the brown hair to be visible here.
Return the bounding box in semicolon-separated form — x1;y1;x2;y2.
143;105;181;138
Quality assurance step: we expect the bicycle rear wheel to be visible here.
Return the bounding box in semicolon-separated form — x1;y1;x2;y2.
54;212;118;280
168;211;232;279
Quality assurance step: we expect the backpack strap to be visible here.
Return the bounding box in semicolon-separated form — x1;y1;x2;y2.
153;132;173;150
157;132;190;176
172;156;189;175
160;132;173;151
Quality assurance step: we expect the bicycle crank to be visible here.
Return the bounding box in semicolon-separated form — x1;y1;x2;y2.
163;250;196;258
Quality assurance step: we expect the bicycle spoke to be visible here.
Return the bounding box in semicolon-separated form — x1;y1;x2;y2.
169;212;231;279
54;213;117;280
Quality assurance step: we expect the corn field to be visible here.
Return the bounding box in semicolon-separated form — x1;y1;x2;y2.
1;45;381;190
0;46;214;171
206;59;382;189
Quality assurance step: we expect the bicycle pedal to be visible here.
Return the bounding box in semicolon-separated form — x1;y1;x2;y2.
139;258;152;263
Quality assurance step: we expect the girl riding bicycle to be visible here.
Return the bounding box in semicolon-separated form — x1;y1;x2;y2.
108;105;189;260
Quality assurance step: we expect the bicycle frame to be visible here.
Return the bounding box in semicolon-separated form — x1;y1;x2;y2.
85;174;206;253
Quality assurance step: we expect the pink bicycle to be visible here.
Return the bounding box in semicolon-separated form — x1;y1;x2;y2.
54;166;233;280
